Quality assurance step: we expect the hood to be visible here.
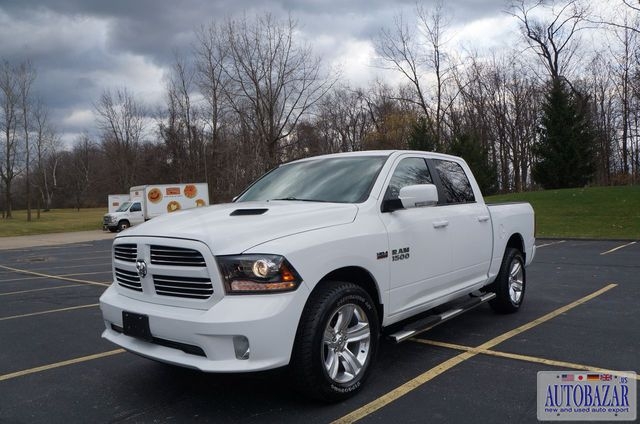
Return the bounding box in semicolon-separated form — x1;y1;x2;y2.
116;201;358;255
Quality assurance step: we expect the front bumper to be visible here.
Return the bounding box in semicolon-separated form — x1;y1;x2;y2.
99;283;310;372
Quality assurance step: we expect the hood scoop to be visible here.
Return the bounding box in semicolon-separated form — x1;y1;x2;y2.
230;208;268;216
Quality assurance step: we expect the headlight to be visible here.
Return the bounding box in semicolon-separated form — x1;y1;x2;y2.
216;254;302;294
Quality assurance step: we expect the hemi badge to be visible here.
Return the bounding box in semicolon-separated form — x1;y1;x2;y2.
376;251;388;260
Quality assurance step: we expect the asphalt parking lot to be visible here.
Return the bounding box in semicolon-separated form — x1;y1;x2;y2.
0;237;638;423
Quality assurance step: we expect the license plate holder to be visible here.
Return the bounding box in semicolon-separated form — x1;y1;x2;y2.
122;311;153;342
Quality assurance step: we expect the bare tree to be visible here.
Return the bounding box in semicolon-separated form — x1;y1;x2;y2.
222;14;334;170
194;23;229;191
510;0;589;84
160;55;206;182
63;134;94;211
375;1;453;150
0;61;19;218
32;99;60;214
17;61;35;221
95;88;146;191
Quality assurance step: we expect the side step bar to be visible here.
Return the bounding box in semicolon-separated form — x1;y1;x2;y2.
388;292;496;343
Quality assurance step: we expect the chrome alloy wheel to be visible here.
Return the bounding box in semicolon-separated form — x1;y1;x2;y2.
508;259;524;304
322;303;371;384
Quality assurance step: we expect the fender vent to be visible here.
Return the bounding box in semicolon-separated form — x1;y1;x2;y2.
230;208;268;216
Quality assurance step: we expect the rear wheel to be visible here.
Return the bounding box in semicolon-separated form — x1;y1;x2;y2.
489;247;526;313
290;282;379;402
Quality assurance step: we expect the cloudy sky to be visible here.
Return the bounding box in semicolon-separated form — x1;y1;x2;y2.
0;0;522;146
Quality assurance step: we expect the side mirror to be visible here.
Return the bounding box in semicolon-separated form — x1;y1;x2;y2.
399;184;439;209
381;184;439;212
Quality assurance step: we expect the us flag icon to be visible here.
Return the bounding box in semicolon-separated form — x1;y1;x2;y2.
561;374;574;381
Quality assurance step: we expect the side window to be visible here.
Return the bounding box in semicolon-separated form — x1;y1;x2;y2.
432;159;475;204
130;202;142;212
384;158;433;200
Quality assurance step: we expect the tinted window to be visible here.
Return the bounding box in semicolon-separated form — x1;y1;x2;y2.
384;158;433;200
433;159;475;204
130;202;142;212
236;156;388;204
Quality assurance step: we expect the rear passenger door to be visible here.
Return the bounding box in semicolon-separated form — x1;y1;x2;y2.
429;158;492;290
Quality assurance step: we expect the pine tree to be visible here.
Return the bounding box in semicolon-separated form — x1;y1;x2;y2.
532;79;596;189
448;132;498;195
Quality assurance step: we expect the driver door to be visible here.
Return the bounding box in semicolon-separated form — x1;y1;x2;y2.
378;156;453;320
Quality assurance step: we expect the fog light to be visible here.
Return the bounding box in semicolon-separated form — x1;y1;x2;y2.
233;335;250;360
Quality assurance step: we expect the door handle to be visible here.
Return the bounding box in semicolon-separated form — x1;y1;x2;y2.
433;220;449;228
477;215;490;222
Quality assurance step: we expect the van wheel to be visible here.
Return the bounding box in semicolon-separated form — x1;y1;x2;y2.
117;221;130;232
290;282;379;402
489;248;526;314
108;227;118;233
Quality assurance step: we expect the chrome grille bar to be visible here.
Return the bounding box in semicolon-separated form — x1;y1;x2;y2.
114;244;137;262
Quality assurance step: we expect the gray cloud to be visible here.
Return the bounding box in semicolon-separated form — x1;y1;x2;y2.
0;0;513;147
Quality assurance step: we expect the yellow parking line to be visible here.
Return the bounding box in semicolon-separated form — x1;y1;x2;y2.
332;283;617;424
0;303;99;321
600;241;637;255
0;349;125;382
0;265;109;287
413;339;640;381
0;284;84;296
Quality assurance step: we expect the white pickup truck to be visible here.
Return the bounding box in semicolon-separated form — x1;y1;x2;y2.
99;150;535;401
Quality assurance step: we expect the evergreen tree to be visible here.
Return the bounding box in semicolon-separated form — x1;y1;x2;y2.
408;117;437;152
532;79;596;189
448;132;498;195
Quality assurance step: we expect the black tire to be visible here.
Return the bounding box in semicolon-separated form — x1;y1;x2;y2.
108;226;118;233
290;282;379;402
489;248;526;314
117;220;130;232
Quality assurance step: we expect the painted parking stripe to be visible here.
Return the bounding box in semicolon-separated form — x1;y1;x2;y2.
600;241;637;256
0;303;99;321
0;265;109;287
536;240;566;248
0;349;125;382
413;339;639;381
0;270;112;284
332;283;617;424
0;262;112;276
0;284;84;296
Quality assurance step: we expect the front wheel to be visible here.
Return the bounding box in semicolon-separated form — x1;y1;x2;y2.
489;247;526;314
117;220;130;232
290;282;379;402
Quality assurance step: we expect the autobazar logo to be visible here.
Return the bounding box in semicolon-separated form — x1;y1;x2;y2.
537;371;636;421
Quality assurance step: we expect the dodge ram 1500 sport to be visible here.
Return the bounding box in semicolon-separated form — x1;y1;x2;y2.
100;150;535;401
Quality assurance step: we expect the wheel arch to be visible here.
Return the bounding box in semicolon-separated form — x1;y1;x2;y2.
314;266;384;325
506;233;525;262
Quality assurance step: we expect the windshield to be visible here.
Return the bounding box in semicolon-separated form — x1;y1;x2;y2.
115;202;131;212
236;156;388;203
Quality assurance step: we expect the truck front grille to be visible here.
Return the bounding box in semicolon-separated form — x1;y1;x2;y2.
114;244;137;262
150;245;206;267
153;274;213;299
115;268;142;291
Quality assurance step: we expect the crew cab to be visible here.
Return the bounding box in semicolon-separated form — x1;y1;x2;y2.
99;150;535;401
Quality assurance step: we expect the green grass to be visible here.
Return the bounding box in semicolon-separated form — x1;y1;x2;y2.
1;186;639;239
0;208;105;237
486;186;640;239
